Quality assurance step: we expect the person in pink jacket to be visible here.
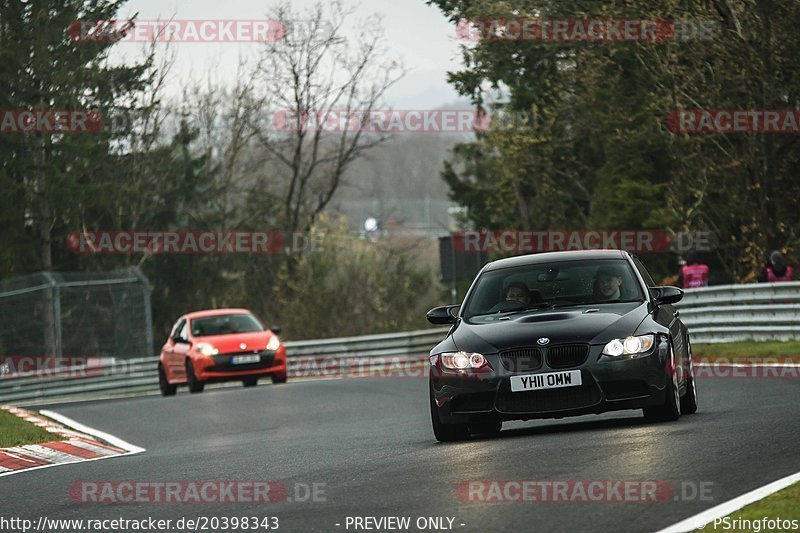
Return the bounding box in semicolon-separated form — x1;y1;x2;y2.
759;250;794;282
678;252;709;288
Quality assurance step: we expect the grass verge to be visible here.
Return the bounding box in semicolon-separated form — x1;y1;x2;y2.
711;481;800;532
0;408;63;447
693;341;800;363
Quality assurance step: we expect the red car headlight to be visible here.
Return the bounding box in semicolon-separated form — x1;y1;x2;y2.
196;342;219;356
266;336;281;351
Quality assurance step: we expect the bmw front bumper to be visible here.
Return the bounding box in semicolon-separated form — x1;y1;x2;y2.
431;336;671;423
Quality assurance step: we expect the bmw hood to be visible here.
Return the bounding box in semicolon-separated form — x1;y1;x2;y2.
448;302;649;354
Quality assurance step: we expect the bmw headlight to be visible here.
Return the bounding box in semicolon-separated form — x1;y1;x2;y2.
266;336;281;351
196;342;219;356
602;334;655;357
440;351;487;370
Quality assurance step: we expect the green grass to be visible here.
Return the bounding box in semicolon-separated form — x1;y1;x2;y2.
712;482;800;532
0;409;63;447
693;341;800;363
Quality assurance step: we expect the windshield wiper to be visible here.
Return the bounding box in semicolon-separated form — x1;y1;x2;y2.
586;299;645;305
472;299;642;318
499;302;551;316
549;299;634;308
471;302;550;318
547;302;585;309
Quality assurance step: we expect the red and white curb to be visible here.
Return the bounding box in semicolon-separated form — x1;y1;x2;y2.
0;406;144;477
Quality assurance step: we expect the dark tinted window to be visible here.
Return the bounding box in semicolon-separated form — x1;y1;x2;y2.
463;259;644;321
632;256;657;287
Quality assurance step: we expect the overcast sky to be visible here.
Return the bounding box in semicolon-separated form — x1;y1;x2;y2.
109;0;466;108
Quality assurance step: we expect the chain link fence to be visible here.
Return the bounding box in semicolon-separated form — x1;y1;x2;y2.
0;267;152;358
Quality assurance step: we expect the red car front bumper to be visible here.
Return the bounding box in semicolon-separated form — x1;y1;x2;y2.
193;346;287;382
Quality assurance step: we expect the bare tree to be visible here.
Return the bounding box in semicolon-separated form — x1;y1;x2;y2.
180;58;268;228
254;1;405;236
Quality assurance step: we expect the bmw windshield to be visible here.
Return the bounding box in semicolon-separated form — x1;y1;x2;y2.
463;259;645;323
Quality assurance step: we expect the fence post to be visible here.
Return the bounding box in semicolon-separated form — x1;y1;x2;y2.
132;267;154;356
41;272;62;357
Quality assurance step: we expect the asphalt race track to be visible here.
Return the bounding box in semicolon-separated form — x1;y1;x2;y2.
4;375;799;532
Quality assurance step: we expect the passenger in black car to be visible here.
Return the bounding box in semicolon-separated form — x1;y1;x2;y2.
594;265;625;301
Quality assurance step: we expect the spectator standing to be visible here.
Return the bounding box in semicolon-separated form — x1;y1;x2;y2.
759;250;794;282
678;252;710;288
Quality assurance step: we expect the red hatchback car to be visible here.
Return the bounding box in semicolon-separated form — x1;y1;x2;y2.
158;308;287;395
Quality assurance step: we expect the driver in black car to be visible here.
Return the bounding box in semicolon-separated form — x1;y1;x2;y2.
505;281;532;305
486;281;532;313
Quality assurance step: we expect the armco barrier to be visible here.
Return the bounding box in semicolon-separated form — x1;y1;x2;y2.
675;281;800;343
1;282;798;405
0;328;448;405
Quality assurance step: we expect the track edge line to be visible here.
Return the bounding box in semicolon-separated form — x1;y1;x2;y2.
39;409;146;454
655;470;800;533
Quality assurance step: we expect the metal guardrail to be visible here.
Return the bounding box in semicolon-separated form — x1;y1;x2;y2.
0;328;449;405
2;282;799;405
676;281;800;343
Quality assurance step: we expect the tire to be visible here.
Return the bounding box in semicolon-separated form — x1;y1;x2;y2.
680;339;698;415
185;360;205;393
243;378;258;388
643;342;680;422
271;374;287;384
158;364;177;397
430;382;470;442
470;417;502;436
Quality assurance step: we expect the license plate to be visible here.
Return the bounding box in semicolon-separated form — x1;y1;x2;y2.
511;370;582;392
231;354;260;365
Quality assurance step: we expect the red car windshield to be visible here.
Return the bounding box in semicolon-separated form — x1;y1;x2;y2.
191;314;264;337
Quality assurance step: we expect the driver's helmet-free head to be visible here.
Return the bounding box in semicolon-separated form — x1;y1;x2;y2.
595;264;625;280
505;281;530;302
594;264;626;298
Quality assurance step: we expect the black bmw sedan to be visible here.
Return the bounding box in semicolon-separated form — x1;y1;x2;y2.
426;249;698;442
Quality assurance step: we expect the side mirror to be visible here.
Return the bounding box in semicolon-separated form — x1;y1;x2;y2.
651;286;683;305
172;335;186;344
426;305;460;325
270;325;282;336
